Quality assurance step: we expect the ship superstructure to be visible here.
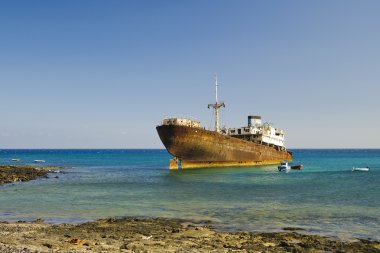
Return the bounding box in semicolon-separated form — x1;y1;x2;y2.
226;116;286;151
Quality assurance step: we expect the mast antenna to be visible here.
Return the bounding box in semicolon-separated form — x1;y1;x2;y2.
208;75;225;132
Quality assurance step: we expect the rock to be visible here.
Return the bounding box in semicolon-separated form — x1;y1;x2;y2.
283;227;306;231
120;243;128;249
42;243;53;248
0;217;379;252
263;242;276;247
279;241;290;247
68;238;85;246
0;165;62;184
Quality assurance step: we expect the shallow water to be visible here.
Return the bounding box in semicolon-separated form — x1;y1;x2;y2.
0;149;379;240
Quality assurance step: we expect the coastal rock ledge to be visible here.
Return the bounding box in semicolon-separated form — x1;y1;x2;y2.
0;165;62;184
0;217;379;253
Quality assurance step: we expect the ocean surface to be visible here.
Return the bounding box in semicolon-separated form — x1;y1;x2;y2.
0;149;379;240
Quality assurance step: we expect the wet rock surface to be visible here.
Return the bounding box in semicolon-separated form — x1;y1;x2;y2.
0;217;379;252
0;165;62;184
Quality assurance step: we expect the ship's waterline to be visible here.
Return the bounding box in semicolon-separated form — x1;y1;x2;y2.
170;158;287;169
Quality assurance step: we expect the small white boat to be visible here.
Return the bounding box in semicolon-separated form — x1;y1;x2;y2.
352;167;370;172
278;161;291;172
11;158;21;162
34;160;46;163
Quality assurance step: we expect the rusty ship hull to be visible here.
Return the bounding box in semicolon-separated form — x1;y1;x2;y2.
156;125;292;169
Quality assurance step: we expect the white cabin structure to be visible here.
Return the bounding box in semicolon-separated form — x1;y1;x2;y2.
225;116;286;150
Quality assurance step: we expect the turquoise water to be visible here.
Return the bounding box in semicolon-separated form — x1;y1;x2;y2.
0;149;379;240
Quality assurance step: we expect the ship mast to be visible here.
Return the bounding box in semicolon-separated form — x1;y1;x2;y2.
208;75;225;132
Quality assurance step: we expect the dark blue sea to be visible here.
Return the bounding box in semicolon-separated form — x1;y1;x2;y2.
0;149;379;240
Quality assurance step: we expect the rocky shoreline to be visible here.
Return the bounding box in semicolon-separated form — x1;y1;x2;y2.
0;217;379;253
0;165;62;184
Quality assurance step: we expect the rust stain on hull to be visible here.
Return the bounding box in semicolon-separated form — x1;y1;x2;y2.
158;125;292;170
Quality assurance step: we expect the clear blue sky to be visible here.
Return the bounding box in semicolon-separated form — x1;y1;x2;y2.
1;1;379;148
